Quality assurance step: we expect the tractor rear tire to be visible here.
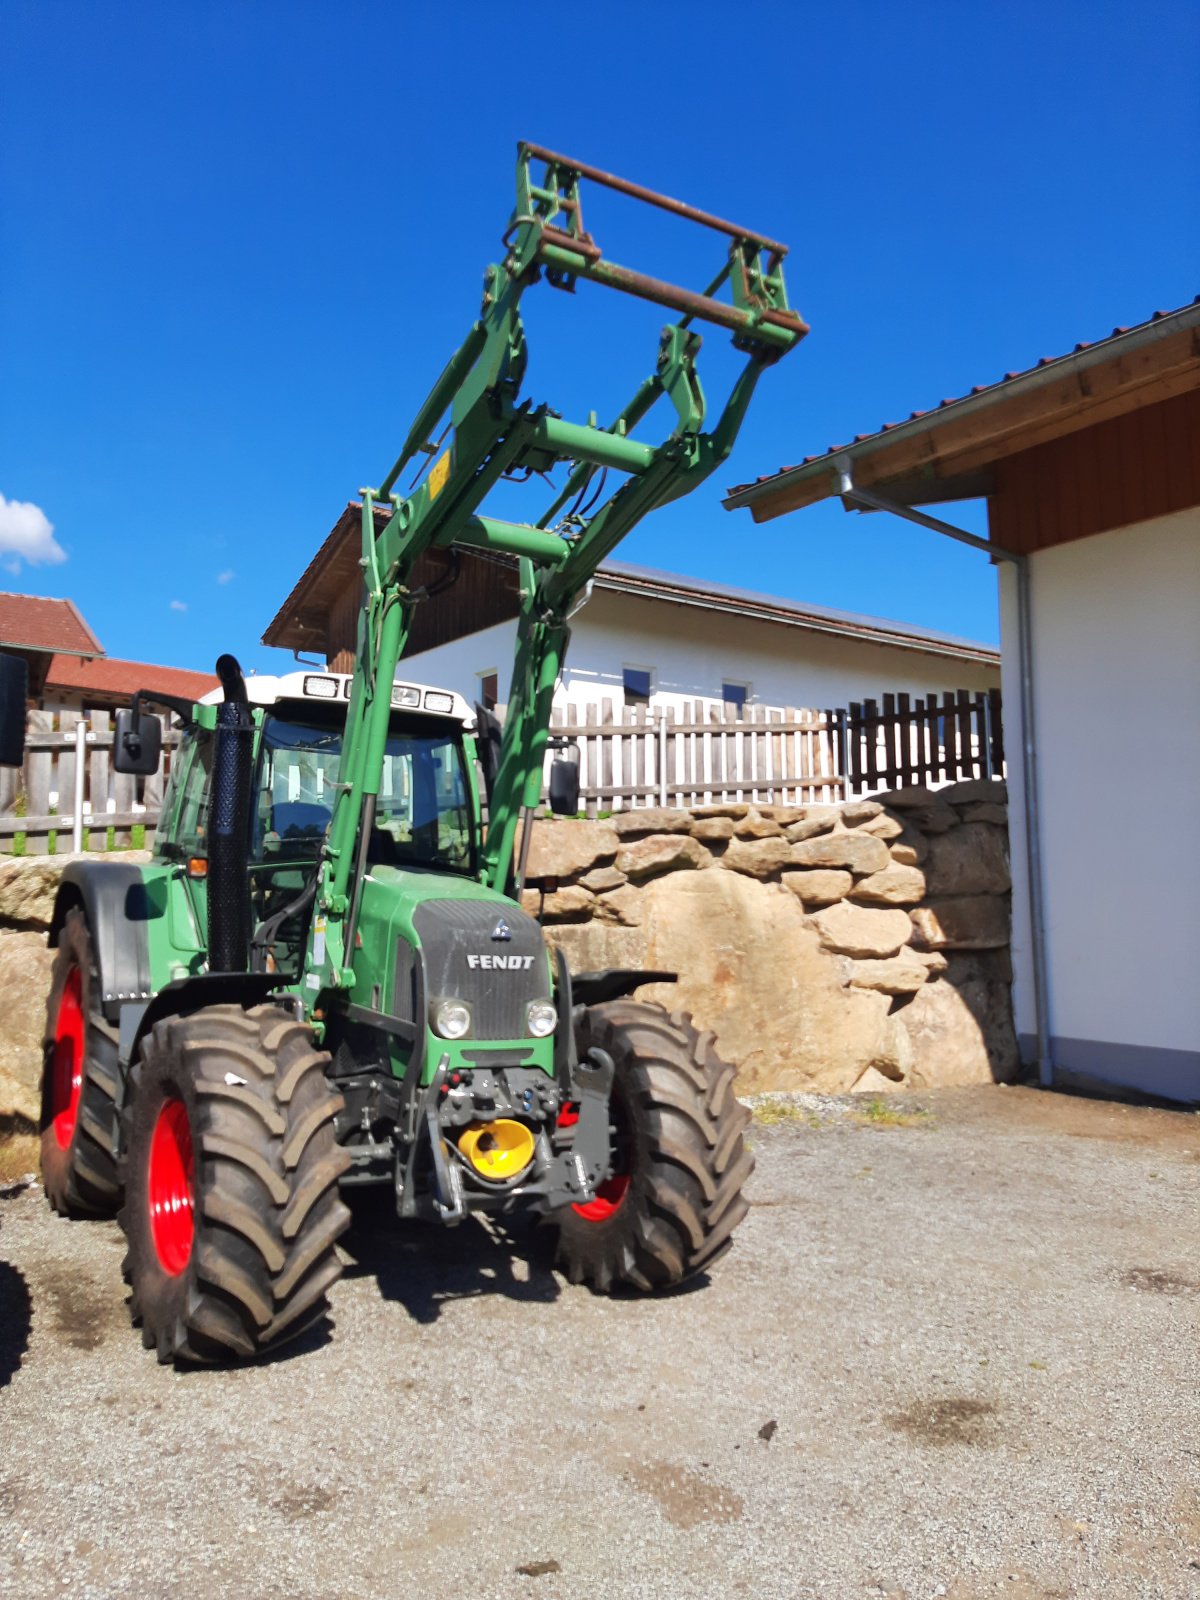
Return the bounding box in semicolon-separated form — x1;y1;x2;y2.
554;1001;753;1293
118;1003;351;1364
40;908;122;1217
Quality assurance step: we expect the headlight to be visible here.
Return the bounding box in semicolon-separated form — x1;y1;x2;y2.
526;1000;557;1038
432;998;472;1039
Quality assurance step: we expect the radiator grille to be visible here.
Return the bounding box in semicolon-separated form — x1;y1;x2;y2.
413;900;548;1041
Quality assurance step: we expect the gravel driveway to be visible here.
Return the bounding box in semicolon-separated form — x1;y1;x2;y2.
1;1085;1197;1600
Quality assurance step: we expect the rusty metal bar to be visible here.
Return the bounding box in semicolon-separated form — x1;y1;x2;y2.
537;241;808;346
521;141;790;256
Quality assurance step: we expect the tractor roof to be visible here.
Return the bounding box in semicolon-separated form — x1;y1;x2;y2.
199;669;473;725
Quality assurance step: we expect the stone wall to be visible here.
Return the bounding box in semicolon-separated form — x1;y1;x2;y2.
0;787;1017;1142
520;779;1017;1095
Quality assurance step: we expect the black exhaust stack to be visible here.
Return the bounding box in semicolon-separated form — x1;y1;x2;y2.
208;654;254;973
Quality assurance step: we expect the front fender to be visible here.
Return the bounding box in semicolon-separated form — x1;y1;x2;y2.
50;861;157;1021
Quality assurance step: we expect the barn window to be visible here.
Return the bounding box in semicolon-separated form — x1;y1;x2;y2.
623;666;652;706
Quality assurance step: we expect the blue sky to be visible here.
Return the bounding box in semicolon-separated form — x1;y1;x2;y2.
2;1;1196;673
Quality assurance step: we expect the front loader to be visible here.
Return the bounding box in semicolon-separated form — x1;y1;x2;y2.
34;144;807;1361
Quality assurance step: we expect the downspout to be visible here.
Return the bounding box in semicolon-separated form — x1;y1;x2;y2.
834;466;1054;1089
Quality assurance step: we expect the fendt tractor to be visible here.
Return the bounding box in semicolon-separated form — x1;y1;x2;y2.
24;145;807;1362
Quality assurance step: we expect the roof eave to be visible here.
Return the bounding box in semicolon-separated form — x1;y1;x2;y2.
723;301;1200;520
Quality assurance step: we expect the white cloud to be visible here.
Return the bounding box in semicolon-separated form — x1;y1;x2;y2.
169;599;188;612
0;494;66;571
216;569;234;585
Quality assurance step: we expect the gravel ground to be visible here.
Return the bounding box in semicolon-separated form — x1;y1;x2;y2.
1;1084;1197;1600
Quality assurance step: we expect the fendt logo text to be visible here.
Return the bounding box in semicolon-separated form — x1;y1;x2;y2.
466;954;536;970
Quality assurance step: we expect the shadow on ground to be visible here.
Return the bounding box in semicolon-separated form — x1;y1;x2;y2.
337;1190;561;1324
0;1257;32;1386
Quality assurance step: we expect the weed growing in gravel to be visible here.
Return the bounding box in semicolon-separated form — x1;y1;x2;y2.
752;1098;823;1128
851;1097;935;1129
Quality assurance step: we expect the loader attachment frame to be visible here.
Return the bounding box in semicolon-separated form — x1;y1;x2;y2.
303;142;807;995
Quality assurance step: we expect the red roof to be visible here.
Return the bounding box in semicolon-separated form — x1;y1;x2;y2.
45;655;217;702
0;593;102;656
726;297;1200;498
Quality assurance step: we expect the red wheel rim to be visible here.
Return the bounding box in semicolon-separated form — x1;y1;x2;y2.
572;1174;631;1223
50;967;85;1150
147;1098;195;1275
558;1100;632;1223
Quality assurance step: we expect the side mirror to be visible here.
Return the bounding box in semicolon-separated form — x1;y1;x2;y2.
548;757;581;816
114;704;162;775
0;654;28;768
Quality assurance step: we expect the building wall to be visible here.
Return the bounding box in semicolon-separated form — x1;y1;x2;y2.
1001;506;1200;1101
403;588;1000;713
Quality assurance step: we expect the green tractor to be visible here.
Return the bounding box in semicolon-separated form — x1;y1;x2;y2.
31;144;807;1362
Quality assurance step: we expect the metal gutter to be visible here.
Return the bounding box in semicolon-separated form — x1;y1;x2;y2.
724;300;1200;513
835;467;1054;1090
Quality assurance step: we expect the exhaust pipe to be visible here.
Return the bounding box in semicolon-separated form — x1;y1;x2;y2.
208;654;254;973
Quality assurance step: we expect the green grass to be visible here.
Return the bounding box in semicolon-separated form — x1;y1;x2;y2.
851;1096;935;1129
751;1098;822;1128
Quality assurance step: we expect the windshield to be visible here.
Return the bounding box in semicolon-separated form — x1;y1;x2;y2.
253;714;474;873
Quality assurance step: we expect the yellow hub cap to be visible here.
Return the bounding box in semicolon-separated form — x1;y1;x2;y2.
457;1119;536;1183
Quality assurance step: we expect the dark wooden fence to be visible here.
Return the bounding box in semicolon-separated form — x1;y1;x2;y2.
843;688;1003;793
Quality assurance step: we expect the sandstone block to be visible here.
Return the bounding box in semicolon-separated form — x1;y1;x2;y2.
532;884;594;922
0;851;150;930
579;865;626;893
789;832;890;875
543;920;648;975
691;803;750;820
754;805;810;826
0;930;55;1122
912;949;949;977
848;863;927;906
888;827;929;866
811;902;913;959
630;870;901;1094
691;817;735;843
718;837;793;878
942;778;1008;806
850;1065;907;1096
877;784;937;809
959;802;1008;826
780;869;853;908
847;954;931;995
616;833;710;881
910;895;1009;950
612;807;693;838
840;800;883;826
592;884;644;927
521;819;617;881
904;967;1019;1087
906;805;958;835
732;810;784;840
859;812;904;840
924;822;1011;897
785;811;838;843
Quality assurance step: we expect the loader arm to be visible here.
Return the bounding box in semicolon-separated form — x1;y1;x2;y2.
307;143;807;990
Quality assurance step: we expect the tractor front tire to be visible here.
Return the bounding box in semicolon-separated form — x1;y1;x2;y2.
118;1003;351;1364
554;1001;753;1294
40;908;122;1217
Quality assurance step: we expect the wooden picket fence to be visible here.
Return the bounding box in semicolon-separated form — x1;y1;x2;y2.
845;688;1003;793
0;710;181;854
0;689;1006;850
547;700;846;816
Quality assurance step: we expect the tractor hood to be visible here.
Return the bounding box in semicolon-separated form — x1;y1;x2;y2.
349;867;555;1082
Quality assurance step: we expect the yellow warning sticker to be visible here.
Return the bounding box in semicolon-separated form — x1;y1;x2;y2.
428;449;451;501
